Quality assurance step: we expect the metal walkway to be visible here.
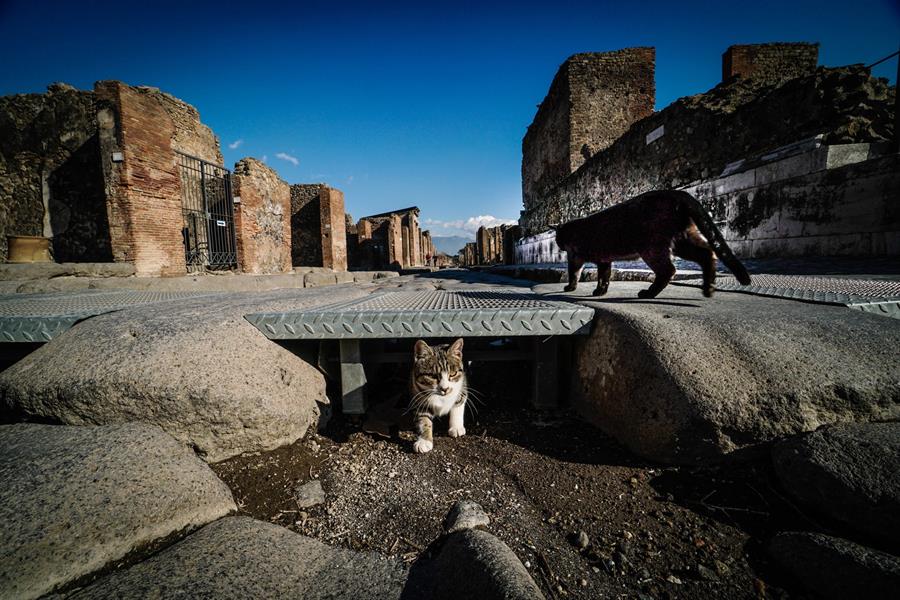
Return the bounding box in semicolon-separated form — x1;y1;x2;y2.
0;291;218;342
673;274;900;319
246;290;596;413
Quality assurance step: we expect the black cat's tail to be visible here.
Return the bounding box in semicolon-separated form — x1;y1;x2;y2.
677;191;752;285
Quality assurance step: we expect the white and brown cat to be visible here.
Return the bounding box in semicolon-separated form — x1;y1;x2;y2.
409;338;467;454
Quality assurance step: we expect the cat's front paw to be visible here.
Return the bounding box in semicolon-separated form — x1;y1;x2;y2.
413;438;434;453
448;426;466;438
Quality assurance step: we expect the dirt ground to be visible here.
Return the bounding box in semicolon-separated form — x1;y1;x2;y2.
212;362;812;600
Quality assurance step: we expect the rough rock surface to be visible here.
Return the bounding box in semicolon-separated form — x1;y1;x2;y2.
0;423;235;600
293;479;326;508
772;422;900;551
69;517;408;600
546;281;900;465
404;528;545;600
443;499;491;534
768;532;900;600
0;285;379;461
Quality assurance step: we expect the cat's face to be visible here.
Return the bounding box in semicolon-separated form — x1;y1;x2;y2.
412;338;465;399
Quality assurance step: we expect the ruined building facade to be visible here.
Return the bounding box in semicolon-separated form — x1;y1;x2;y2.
349;207;433;270
519;42;898;260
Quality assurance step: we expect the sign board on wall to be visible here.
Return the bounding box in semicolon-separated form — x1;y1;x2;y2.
645;125;665;145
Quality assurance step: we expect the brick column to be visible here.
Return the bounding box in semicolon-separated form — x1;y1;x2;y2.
401;224;411;268
95;81;186;276
387;214;403;268
319;187;347;271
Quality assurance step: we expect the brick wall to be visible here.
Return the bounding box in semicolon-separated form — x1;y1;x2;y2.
723;43;818;83
522;48;655;212
319;187;347;270
95;81;186;276
290;183;347;270
232;158;291;274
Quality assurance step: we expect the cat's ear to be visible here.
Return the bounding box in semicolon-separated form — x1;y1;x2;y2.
413;340;433;360
449;338;464;358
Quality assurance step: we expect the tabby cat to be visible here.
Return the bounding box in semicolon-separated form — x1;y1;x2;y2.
554;190;751;298
409;338;467;454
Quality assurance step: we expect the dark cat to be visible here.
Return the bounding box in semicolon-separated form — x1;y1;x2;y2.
554;190;751;298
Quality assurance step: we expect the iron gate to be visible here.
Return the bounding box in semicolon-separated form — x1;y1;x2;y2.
177;152;237;271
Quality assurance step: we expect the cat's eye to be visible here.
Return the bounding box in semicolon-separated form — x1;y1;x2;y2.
449;370;460;379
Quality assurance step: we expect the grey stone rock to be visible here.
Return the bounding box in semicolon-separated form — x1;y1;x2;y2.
0;285;374;462
772;422;900;551
0;423;235;600
293;480;326;508
551;281;900;465
443;499;491;534
403;529;544;600
70;517;408;600
768;531;900;600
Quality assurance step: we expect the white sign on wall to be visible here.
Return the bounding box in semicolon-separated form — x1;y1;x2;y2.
645;124;665;145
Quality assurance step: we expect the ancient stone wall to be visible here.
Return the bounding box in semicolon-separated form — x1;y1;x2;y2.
0;83;111;262
520;66;896;235
95;80;187;276
723;43;818;83
232;158;291;274
290;184;324;267
522;48;655;212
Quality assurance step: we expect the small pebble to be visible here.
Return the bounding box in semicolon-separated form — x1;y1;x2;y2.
666;575;683;585
572;530;590;549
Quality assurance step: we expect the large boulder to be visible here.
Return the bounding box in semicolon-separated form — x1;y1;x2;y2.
553;282;900;465
0;423;235;600
68;517;408;600
0;285;373;461
772;422;900;552
768;532;900;600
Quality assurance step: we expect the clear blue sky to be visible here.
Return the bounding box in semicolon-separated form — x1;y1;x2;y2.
1;0;897;239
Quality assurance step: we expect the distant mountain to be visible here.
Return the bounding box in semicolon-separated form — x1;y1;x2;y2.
431;235;472;256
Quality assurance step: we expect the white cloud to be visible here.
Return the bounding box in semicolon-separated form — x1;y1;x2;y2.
228;139;243;150
276;152;299;166
424;215;518;238
262;155;268;163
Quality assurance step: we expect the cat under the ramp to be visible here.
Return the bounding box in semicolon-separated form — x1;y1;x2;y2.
554;190;751;298
408;338;468;454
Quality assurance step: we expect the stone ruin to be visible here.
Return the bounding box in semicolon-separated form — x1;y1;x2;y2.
518;42;898;262
0;81;436;276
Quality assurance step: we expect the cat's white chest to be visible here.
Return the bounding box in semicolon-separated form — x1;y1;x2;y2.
429;386;463;417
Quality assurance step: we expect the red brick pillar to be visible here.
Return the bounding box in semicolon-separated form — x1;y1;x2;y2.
388;214;403;268
319;187;347;271
95;81;187;276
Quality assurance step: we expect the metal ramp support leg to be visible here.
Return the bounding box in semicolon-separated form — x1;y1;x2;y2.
532;337;558;409
340;339;367;415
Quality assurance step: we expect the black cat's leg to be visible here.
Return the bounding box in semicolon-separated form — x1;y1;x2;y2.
563;255;585;292
413;413;434;453
674;239;717;297
638;251;676;299
592;261;612;296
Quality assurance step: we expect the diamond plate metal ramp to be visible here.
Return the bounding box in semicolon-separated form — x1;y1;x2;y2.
246;290;595;415
0;291;219;342
673;274;900;319
245;290;596;339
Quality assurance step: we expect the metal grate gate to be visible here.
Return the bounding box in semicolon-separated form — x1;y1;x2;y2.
177;152;238;271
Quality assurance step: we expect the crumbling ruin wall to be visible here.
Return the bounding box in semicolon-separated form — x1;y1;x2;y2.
232;158;291;274
522;48;655;213
723;42;819;83
0;83;111;262
290;184;324;267
290;184;347;270
521;66;896;235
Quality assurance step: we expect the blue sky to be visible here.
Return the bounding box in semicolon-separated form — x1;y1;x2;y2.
1;0;897;239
